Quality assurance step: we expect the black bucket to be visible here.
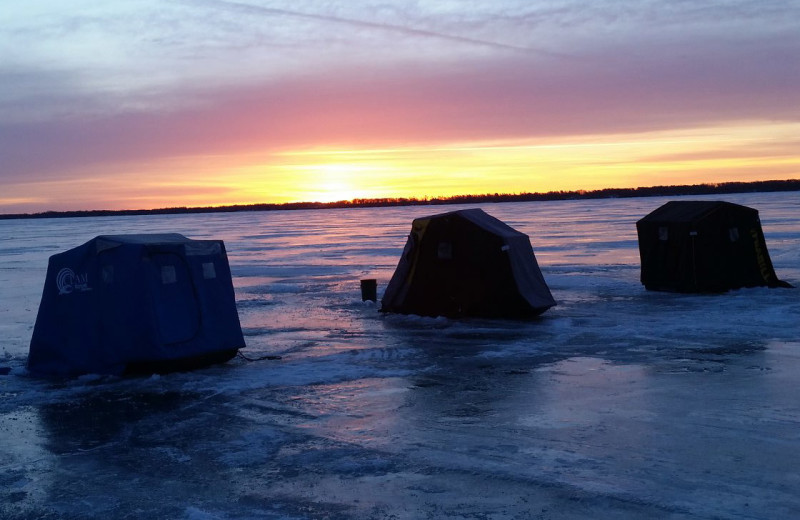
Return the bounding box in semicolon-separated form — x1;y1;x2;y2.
360;279;377;302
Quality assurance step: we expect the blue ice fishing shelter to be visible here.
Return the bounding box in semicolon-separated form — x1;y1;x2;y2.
28;234;245;376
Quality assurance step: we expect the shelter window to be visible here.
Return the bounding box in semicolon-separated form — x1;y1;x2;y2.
658;227;669;241
161;265;177;285
729;227;740;242
437;242;453;260
202;262;217;279
102;265;114;284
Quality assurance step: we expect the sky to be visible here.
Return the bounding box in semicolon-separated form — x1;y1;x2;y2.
1;0;799;213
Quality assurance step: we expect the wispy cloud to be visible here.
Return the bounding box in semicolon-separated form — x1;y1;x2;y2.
194;0;564;56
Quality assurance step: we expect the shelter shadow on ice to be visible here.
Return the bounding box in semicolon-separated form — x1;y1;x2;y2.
27;234;245;377
381;208;556;319
636;200;792;293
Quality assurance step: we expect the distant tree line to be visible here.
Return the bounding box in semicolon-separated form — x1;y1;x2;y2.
2;179;799;220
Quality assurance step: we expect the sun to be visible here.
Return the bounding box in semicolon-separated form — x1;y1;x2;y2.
283;162;384;203
312;180;359;203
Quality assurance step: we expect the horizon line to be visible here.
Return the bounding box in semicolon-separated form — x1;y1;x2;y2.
2;179;799;220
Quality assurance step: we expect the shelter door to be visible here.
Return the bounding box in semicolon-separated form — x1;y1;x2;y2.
150;253;201;345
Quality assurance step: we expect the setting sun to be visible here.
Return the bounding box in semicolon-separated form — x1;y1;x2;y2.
277;163;384;203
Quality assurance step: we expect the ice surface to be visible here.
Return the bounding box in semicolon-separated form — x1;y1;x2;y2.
1;193;799;519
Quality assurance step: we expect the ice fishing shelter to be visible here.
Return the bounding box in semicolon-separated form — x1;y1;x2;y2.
636;200;790;292
28;234;245;376
381;208;556;318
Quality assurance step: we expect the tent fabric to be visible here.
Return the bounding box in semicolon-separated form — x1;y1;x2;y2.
636;201;791;292
28;234;245;376
381;208;556;318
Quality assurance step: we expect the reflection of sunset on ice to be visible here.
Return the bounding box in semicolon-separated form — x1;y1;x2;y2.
1;192;799;518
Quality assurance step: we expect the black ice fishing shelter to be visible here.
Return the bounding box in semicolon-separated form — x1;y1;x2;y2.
28;234;245;376
636;200;790;292
381;208;556;318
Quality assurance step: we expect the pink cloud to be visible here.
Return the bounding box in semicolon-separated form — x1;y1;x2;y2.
2;35;799;185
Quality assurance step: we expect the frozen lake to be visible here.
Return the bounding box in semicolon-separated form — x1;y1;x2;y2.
1;192;799;519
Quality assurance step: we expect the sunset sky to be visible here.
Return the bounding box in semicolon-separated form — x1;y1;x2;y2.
2;0;799;213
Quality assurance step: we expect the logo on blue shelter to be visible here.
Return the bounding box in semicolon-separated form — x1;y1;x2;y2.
56;268;91;295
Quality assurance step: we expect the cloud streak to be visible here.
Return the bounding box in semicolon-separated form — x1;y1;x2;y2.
197;0;562;56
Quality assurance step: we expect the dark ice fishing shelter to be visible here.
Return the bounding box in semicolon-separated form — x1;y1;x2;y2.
28;234;245;376
381;208;556;318
636;200;790;292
